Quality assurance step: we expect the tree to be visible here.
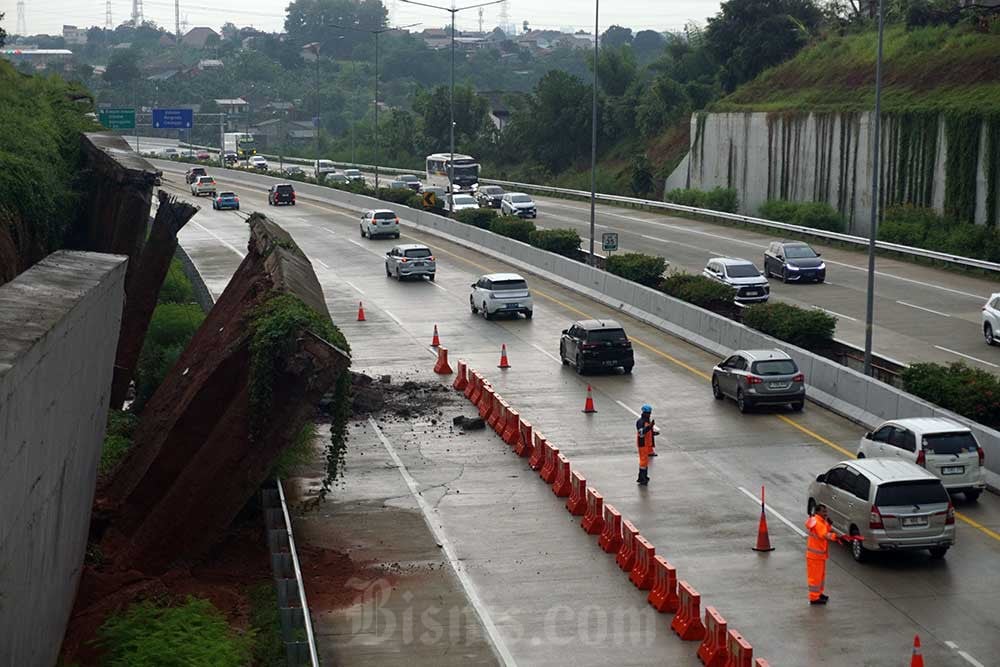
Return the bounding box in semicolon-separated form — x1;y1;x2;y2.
221;22;239;40
636;75;689;138
592;46;637;97
0;13;6;48
104;49;141;84
601;25;633;49
629;155;654;197
413;84;490;152
285;0;387;58
631;30;667;62
518;70;592;172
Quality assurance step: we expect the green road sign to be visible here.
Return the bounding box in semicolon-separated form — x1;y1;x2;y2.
98;107;136;130
602;232;619;252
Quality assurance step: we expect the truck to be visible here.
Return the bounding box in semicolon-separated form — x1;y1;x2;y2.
222;132;256;163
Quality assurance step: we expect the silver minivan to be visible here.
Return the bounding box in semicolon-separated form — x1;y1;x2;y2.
807;459;955;562
711;349;805;412
385;244;436;281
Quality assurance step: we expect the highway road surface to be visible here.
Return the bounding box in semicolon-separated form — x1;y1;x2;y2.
153;156;1000;666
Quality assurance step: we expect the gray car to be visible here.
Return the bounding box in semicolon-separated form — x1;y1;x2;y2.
711;349;805;412
808;459;955;562
385;244;436;281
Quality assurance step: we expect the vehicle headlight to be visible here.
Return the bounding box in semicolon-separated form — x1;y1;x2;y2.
787;264;800;271
817;262;826;270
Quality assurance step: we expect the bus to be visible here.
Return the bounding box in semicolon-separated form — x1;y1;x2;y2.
425;153;480;193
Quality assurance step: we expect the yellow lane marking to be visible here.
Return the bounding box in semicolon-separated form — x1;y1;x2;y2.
955;512;1000;541
777;415;857;459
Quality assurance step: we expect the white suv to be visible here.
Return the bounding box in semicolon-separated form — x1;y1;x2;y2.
983;292;1000;346
703;257;770;303
857;418;986;501
360;209;400;239
470;273;533;320
190;175;217;197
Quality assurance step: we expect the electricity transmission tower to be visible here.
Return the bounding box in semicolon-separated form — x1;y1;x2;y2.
499;0;510;35
16;0;27;35
132;0;144;26
175;0;181;37
105;0;113;28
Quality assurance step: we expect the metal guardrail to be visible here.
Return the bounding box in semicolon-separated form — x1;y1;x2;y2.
262;479;321;667
166;141;1000;274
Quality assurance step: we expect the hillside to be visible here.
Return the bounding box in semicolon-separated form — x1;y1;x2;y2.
714;24;1000;113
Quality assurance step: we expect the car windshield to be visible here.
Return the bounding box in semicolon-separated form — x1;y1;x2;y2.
276;185;294;193
726;264;760;278
923;432;978;455
200;178;214;184
511;195;532;203
404;248;432;258
752;359;798;376
492;279;527;291
317;161;334;168
454;196;476;204
453;165;478;178
374;211;397;220
587;328;628;343
875;480;948;507
219;192;236;198
482;187;503;195
784;245;817;259
345;170;361;176
400;175;418;182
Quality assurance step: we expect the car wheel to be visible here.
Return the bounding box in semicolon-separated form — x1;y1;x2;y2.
483;303;492;320
524;310;533;320
386;264;392;277
560;352;569;365
791;400;804;412
575;354;585;375
395;268;402;281
623;365;634;374
712;376;724;400
807;498;816;517
929;546;949;559
737;390;751;413
360;227;365;238
986;323;996;346
782;268;790;283
470;298;478;314
965;489;982;502
857;452;865;459
429;274;435;282
850;527;868;562
291;201;296;206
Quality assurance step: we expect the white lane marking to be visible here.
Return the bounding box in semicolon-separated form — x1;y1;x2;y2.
958;651;986;667
429;280;449;292
934;345;1000;368
638;233;715;255
346;237;384;256
384;310;403;326
325;229;336;237
822;259;987;300
615;400;641;418
529;342;562;364
812;305;858;322
369;418;517;667
314;258;330;269
896;301;951;318
737;486;808;538
946;642;960;650
190;221;246;258
344;280;364;295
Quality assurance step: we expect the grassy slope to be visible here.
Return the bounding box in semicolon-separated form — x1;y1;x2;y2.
714;24;1000;113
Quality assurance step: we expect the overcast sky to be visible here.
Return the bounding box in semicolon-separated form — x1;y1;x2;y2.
3;0;723;39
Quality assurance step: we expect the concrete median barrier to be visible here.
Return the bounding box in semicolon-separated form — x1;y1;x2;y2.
566;472;587;516
616;520;639;571
724;630;754;667
671;581;707;641
515;418;533;457
529;431;546;470
629;536;656;590
599;505;623;553
647;556;679;613
697;607;729;667
552;454;572;497
581;488;605;535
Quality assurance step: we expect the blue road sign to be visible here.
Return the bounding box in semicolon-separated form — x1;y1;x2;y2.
152;108;194;129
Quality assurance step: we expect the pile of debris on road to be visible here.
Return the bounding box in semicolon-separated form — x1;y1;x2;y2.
344;372;453;420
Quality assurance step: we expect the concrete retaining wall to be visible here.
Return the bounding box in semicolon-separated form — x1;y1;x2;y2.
0;251;129;666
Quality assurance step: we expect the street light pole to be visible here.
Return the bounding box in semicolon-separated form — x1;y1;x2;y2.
589;0;599;266
863;0;885;377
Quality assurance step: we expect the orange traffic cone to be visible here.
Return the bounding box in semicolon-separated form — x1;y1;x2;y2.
357;302;366;322
910;635;923;667
582;384;597;413
431;324;441;347
497;344;510;369
752;485;775;552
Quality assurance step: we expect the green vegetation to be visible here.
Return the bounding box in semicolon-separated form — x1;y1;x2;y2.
666;187;740;212
606;253;668;288
758;200;846;233
489;217;536;243
660;273;736;312
454;208;497;229
270;422;317;479
247;583;284;666
134;303;206;410
96;597;254;667
99;410;138;475
159;259;197;304
902;362;1000;430
527;229;582;258
879;205;1000;261
742;302;837;351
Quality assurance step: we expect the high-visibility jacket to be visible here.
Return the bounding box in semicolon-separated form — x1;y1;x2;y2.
804;514;838;560
636;417;654;450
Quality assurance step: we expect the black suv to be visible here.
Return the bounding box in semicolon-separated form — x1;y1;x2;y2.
763;240;826;283
476;185;505;208
560;319;634;374
184;166;207;184
268;183;296;206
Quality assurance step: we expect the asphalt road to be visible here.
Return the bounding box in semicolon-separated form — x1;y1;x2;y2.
155;157;1000;666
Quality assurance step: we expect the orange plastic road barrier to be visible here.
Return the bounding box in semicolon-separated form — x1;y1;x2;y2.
453;360;469;391
616;520;639;571
723;630;753;667
431;324;441;347
478;385;495;420
752;485;774;552
910;635;923;667
582;384;597;413
697;607;730;667
488;396;507;432
552;454;572;497
629;536;656;590
514;419;533;457
647;556;679;613
581;488;605;535
433;347;454;374
502;408;521;446
671;581;707;641
529;431;546;470
566;472;587;516
540;443;560;483
498;343;511;369
599;504;623;553
466;371;482;402
356;301;366;321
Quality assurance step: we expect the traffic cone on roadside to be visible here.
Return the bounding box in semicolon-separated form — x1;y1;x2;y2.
910;635;924;667
431;324;441;347
498;344;511;369
752;485;775;552
357;302;366;322
582;385;597;413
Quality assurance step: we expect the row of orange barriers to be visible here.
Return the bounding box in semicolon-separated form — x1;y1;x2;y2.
447;362;772;666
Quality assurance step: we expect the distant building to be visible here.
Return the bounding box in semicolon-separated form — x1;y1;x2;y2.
213;97;248;114
146;69;181;81
516;30;591;51
197;59;224;70
182;27;220;49
420;28;450;49
0;48;74;67
62;26;88;45
262;101;295;112
250;118;316;148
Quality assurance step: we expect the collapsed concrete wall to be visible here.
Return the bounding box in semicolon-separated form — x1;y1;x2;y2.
100;214;349;574
685;112;999;234
0;251;128;667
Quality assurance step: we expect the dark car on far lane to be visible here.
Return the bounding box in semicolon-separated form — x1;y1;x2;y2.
184;166;207;184
268;183;296;206
560;319;634;374
476;185;505;208
763;241;826;283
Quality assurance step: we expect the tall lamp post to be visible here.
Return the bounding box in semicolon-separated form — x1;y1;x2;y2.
862;0;885;377
338;34;360;165
304;41;322;172
400;0;502;202
589;0;599;266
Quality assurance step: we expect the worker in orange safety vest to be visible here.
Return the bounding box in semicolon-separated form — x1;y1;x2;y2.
635;404;655;485
805;504;841;605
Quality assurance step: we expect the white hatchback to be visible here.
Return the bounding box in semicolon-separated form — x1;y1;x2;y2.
470;273;533;320
448;194;479;212
983;292;1000;346
857;417;986;501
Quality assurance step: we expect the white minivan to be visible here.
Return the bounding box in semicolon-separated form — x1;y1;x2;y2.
470;273;533;320
360;209;400;239
857;417;986;501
